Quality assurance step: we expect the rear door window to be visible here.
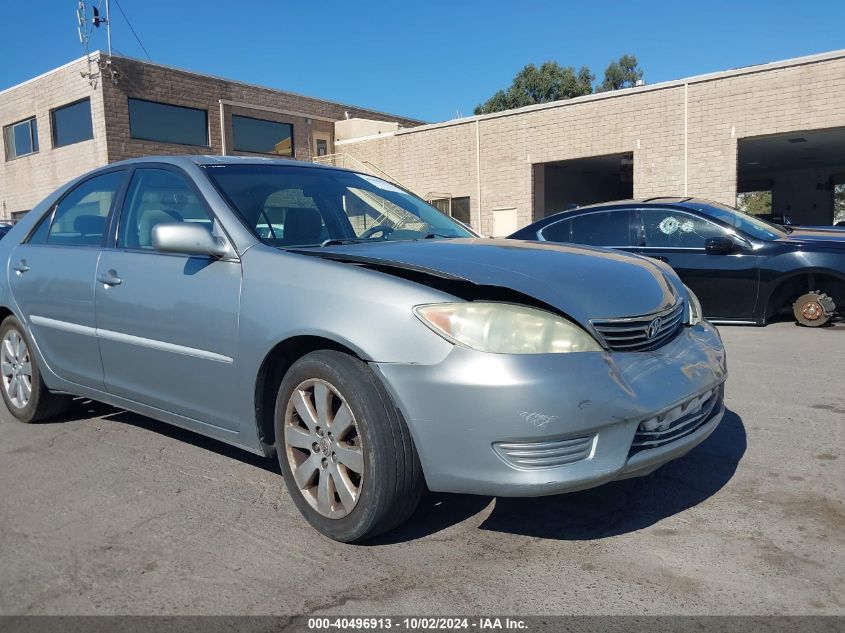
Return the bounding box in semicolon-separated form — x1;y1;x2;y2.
540;219;572;242
43;171;124;246
568;210;634;247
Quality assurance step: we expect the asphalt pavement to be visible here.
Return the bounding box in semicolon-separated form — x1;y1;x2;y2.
0;322;842;615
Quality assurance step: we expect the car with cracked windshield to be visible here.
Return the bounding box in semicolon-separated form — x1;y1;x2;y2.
0;156;727;542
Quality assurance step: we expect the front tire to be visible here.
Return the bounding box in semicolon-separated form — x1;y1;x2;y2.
0;315;71;423
275;350;423;542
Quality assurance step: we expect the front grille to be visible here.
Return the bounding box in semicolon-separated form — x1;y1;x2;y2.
493;435;595;469
591;301;685;352
628;385;723;456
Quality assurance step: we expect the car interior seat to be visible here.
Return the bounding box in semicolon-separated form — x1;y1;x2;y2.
73;215;107;245
281;207;323;245
137;208;183;248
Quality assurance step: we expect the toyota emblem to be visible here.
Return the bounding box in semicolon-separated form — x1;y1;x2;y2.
646;317;662;339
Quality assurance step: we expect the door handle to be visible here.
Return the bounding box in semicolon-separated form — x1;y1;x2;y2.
97;270;122;287
13;260;29;274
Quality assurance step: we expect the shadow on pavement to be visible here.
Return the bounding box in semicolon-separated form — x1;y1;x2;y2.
56;398;279;474
376;408;745;544
477;407;746;540
53;398;745;544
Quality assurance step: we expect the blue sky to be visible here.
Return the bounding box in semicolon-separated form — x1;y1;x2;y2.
3;1;844;122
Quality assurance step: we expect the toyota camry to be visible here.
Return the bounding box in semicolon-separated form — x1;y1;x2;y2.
0;156;727;542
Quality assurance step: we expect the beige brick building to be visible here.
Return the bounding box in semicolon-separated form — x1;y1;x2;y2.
3;49;844;232
336;49;845;235
0;52;420;219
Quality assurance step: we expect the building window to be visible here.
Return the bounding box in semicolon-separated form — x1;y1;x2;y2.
51;98;94;148
429;196;471;226
232;115;293;156
3;117;39;160
128;98;208;147
450;196;471;225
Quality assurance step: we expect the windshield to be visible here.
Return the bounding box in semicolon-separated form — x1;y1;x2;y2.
698;201;787;240
204;164;475;247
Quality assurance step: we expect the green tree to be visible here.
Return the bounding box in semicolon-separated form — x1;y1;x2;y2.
834;183;845;224
599;54;644;91
474;62;594;115
736;190;772;216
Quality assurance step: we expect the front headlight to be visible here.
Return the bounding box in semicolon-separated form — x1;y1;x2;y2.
685;286;703;326
413;302;602;354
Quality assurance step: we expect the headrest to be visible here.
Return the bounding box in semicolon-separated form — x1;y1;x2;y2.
73;214;106;236
283;207;322;243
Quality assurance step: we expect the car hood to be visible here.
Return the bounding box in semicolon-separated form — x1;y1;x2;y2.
779;228;845;248
294;238;679;323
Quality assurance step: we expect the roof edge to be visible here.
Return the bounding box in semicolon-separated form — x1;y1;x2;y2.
106;53;426;126
338;48;845;143
0;53;97;97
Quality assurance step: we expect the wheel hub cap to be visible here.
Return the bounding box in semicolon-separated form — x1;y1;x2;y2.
1;329;32;409
801;301;822;321
283;379;364;519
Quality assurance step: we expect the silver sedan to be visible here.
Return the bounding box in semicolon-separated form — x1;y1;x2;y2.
0;156;727;542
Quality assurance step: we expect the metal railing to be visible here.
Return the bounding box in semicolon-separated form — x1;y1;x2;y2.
313;153;417;194
313;153;456;229
349;188;423;230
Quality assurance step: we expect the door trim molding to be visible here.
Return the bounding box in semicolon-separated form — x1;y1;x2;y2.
30;315;96;336
29;315;234;364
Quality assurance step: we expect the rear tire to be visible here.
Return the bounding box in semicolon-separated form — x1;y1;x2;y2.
793;291;836;327
0;315;71;423
275;350;423;543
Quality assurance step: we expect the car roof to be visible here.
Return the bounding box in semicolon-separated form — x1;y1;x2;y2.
105;154;357;174
541;197;727;222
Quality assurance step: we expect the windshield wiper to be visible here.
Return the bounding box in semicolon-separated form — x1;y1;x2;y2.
317;233;455;246
319;238;369;247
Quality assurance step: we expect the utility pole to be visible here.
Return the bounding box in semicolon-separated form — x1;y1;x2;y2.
77;1;99;87
92;0;118;84
92;0;112;58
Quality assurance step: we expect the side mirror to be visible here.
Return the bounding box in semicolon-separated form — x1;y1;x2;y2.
704;236;735;254
152;223;230;258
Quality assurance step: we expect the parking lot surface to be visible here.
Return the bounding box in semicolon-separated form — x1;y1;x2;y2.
0;322;843;615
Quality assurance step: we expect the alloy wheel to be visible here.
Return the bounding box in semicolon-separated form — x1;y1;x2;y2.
1;330;32;409
283;378;364;519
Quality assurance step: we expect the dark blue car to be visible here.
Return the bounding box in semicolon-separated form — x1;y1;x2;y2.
510;198;845;327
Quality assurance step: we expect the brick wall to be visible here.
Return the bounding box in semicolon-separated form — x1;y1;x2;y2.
0;53;421;218
101;55;421;164
339;52;845;236
0;57;108;218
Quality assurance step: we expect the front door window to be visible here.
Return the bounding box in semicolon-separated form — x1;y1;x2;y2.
641;210;725;248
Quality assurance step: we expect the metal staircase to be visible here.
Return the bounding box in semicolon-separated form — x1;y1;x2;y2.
313;154;424;230
312;153;415;194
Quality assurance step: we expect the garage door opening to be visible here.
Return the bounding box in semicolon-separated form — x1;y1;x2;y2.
533;153;633;220
737;128;845;226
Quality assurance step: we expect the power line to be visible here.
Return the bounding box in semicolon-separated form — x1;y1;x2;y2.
112;0;151;61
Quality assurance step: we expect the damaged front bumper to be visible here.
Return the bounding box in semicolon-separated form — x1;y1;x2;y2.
372;321;727;497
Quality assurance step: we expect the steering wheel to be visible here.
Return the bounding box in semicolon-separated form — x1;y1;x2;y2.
359;224;395;239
